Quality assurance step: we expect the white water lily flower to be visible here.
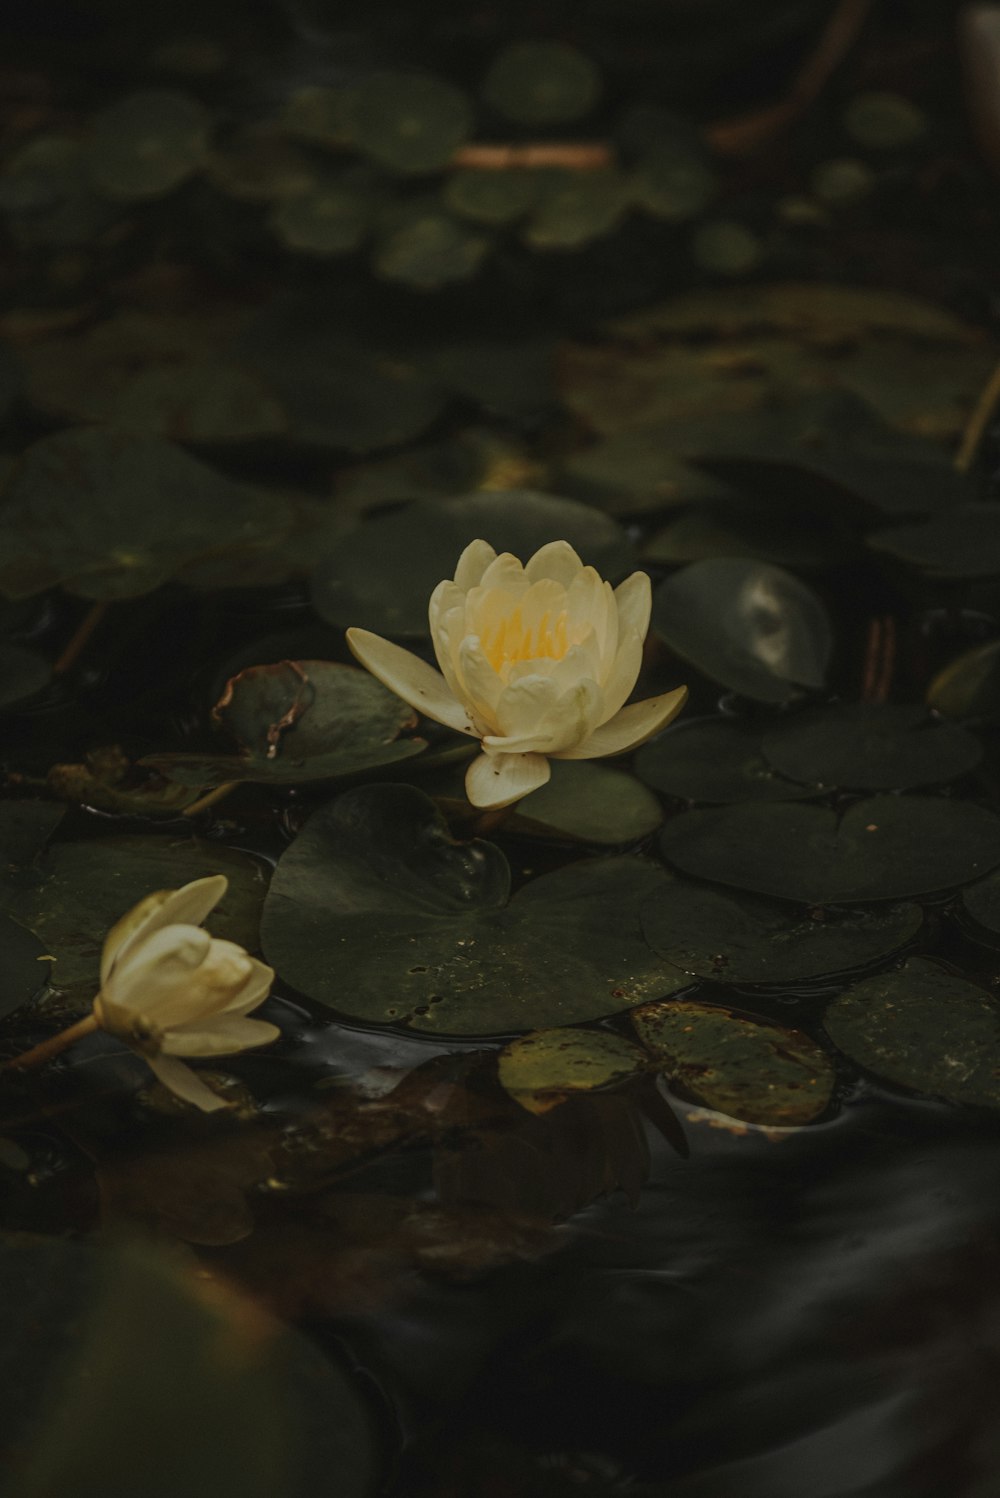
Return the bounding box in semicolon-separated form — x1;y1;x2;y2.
92;875;277;1113
347;538;688;809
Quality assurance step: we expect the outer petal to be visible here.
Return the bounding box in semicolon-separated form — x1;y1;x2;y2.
346;627;476;735
524;540;586;586
101;875;227;985
486;676;603;755
456;637;504;727
556;687;688;760
453;539;497;591
597;632;644;723
104;924;211;1005
613;571;652;639
465;750;551;809
143;1053;229;1112
162;1014;281;1056
478;553;530;595
217;958;274;1016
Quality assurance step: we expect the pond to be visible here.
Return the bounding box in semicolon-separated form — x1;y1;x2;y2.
2;1;1000;1494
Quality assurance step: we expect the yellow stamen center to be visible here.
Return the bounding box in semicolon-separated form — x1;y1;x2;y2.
482;607;570;673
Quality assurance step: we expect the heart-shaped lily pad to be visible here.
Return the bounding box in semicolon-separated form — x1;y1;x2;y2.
346;72;473;174
261;784;688;1034
86;90;212;200
0;644;50;708
659;795;1000;903
641;882;922;985
510;761;663;844
651;558;833;703
0;428;291;601
0;836;269;993
824;958;1000;1107
144;660;426;787
869;505;1000;579
631;997;835;1125
310;491;634;637
633;718;815;803
497;1028;647;1114
482;42;601;125
760;703;982;790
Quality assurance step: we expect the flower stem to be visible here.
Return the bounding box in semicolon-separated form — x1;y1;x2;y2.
182;781;238;819
3;1013;99;1071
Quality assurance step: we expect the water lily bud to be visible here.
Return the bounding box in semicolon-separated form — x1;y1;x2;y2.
92;874;277;1112
347;538;687;809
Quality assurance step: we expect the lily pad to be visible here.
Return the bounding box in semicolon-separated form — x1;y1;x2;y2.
261;785;688;1035
960;867;1000;940
843;91;926;149
510;760;663;845
346;72;473;174
144;660;427;787
0;428;291;601
443;168;540;225
207;128;318;202
482;42;601;125
651;558;832;703
110;363;288;444
641;504;850;568
824;959;1000;1107
523;171;629;251
659;795;1000;904
641;883;922;985
556;430;744;516
0;134;114;248
0;913;50;1019
270;182;371;256
928;640;1000;722
0;836;269;992
373;209;490;289
498;1028;647;1114
310;491;634;637
0;799;67;870
868;505;1000;579
760;703;983;790
630;143;716;221
633;717;815;804
86;90;212;200
690;220;764;276
631;997;834;1125
46;747;202;817
0;644;50;708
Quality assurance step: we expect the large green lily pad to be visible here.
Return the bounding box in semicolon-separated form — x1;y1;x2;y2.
510;760;663;845
86;90;212;200
0;799;67;870
269;181;372;256
630;142;716;221
523;171;629;250
0;836;269;993
760;703;982;790
346;72;473;174
641;882;922;985
144;660;426;787
482;42;601;125
0;428;291;601
0;915;51;1019
261;785;688;1035
651;558;832;703
443;167;540;225
642;503;850;570
633;717;816;804
631;997;835;1125
869;505;1000;579
824;958;1000;1107
310;491;634;637
556;430;744;517
498;1028;647;1114
659;795;1000;903
960;867;1000;941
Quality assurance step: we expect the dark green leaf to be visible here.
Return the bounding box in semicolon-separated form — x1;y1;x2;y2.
86;90;212;200
510;760;663;845
269;182;372;256
482;42;601;125
443;168;540;224
498;1028;647;1113
869;505;1000;579
556;430;744;517
346;72;473;174
261;785;687;1035
523;170;629;250
961;866;1000;940
634;717;816;804
659;795;1000;903
373;209;490;289
761;703;982;790
632;997;835;1125
641;503;850;568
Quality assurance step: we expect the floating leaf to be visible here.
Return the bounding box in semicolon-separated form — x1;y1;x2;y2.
634;718;821;804
207;127;318;202
869;505;1000;579
443;167;539;224
428;337;555;420
373;209;490;289
46;747;201;816
270;181;371;256
0;799;67;870
510;760;663;845
0;914;50;1020
659;795;1000;904
641;883;922;985
523;170;629;250
632;997;834;1125
346;72;473;174
0;134;115;248
86;90;212;200
498;1028;647;1114
261;785;687;1035
651;558;833;703
0;644;50;708
690;219;764;276
110;363;287;444
556;430;744;516
761;703;982;790
482;42;601;125
310;490;634;637
960;866;1000;940
0;836;268;992
928;640;1000;722
824;959;1000;1107
281;85;352;147
810;157;876;206
630;143;716;221
843;91;926;149
641;503;850;568
144;660;426;787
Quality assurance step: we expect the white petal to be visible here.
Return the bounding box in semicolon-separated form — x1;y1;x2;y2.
101;875;227;984
478;553;530;595
613;571;652;639
107;924;211;1001
454;539;497;590
494;675;560;737
430;602;470;704
456;637;504;726
465;751;551;808
346;627;475;735
598;632;644;722
524;540;586;586
162;1015;280;1056
486;676;603;755
144;1054;230;1112
217;958;274;1015
557;686;688;759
